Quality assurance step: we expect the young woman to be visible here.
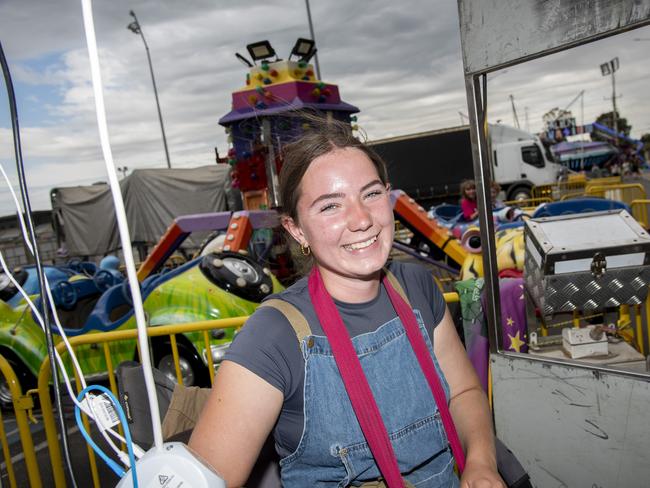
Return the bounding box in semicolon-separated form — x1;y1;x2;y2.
189;119;503;487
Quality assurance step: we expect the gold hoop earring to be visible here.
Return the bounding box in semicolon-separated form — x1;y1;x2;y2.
300;243;311;256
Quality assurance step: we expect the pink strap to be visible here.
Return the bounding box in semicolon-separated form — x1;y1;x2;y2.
382;274;466;473
308;268;404;488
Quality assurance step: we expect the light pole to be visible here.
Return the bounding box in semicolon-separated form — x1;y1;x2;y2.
128;10;171;169
304;0;321;79
600;57;619;141
118;166;128;180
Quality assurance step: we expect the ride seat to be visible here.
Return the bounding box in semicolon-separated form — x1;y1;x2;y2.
532;198;630;218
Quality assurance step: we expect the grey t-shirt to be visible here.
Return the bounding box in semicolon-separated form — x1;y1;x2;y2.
224;260;446;457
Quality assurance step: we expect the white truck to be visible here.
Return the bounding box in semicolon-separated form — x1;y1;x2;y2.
368;123;561;203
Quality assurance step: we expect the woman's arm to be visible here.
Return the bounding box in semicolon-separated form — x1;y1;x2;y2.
433;307;504;487
188;360;283;487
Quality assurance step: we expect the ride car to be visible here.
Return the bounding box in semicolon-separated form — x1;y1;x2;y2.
0;250;283;408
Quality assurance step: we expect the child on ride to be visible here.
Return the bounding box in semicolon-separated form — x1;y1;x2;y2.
460;179;478;220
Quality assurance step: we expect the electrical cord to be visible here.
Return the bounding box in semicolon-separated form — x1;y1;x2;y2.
1;6;150;480
0;250;145;463
80;0;164;449
0;162;145;462
0;39;80;488
75;385;138;487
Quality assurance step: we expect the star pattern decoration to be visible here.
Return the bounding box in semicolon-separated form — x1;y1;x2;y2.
508;330;526;352
506;316;514;326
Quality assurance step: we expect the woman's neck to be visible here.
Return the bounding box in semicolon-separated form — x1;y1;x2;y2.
316;266;381;303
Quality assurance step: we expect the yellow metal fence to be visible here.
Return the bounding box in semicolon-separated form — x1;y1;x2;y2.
533;176;628;203
630;199;650;229
0;356;40;487
585;183;647;207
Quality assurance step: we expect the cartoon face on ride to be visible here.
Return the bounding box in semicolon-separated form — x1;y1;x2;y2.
0;252;283;406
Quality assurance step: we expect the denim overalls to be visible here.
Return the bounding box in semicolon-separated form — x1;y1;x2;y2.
277;304;460;487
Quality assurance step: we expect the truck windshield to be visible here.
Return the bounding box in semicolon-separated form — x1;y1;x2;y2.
521;145;544;168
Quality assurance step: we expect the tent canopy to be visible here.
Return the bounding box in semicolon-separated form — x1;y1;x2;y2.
51;165;231;256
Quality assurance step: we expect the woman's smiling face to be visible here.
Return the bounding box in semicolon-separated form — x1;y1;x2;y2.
284;146;394;283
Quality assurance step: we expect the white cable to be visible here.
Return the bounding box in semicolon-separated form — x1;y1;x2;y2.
0;161;88;390
0;164;32;255
80;0;164;449
0;251;143;462
0;159;139;456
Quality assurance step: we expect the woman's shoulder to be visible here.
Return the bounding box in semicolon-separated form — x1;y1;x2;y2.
242;275;312;337
263;275;312;313
225;280;310;395
387;260;434;286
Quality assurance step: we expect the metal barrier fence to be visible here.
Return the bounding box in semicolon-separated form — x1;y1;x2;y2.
585;183;647;207
0;355;41;487
38;316;248;487
533;176;624;202
631;199;650;229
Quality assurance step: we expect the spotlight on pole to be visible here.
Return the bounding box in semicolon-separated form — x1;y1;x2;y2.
127;10;171;169
599;57;620;140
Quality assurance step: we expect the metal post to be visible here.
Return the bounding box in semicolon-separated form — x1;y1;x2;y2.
304;0;322;79
465;73;503;353
261;119;281;208
129;11;171;168
611;68;618;140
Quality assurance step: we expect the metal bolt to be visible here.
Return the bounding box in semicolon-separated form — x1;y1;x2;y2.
236;277;247;287
230;223;239;230
260;283;270;293
212;258;224;268
262;267;271;276
223;245;231;251
227;234;235;241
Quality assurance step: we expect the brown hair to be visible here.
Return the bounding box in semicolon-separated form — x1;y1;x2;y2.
278;113;389;272
279;114;389;223
460;179;476;200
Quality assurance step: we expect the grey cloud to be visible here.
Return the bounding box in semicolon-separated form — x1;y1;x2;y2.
0;0;649;216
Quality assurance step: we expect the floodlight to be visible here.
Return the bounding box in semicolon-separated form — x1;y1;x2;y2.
246;41;276;62
290;38;315;58
600;62;611;76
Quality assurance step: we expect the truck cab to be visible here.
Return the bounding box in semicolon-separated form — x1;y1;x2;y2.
489;124;562;201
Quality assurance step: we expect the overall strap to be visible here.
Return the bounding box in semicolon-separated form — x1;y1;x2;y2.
308;268;405;488
259;298;312;343
259;272;406;344
383;269;410;305
381;273;466;473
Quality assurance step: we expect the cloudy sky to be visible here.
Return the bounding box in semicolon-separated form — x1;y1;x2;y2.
1;0;649;217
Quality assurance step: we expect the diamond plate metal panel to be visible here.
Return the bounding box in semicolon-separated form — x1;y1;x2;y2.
525;260;650;314
524;211;650;315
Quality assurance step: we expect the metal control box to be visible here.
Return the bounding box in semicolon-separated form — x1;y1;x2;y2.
524;210;650;316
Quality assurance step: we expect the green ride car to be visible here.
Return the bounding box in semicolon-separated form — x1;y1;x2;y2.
0;250;283;408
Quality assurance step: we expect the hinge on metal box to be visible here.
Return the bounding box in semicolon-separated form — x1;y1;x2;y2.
591;252;607;278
